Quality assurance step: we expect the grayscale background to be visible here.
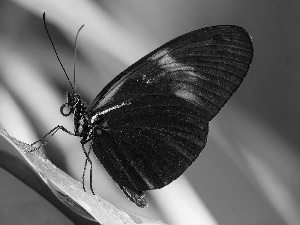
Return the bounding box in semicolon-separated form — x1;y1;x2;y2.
0;1;299;225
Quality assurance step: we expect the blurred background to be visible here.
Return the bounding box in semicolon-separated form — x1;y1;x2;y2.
0;0;299;225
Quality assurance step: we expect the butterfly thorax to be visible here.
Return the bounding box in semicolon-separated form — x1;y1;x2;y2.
60;91;92;143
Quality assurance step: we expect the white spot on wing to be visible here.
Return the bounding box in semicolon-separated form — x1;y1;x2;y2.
150;49;194;72
175;89;196;102
150;49;169;60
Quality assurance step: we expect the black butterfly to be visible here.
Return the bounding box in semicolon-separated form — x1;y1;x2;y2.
37;13;253;208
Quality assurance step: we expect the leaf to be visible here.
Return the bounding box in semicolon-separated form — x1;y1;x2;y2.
0;126;167;225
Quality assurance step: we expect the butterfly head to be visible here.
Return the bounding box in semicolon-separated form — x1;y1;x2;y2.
60;91;87;117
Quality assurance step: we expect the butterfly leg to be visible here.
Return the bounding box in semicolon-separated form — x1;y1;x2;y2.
30;125;75;152
81;143;94;195
82;153;89;192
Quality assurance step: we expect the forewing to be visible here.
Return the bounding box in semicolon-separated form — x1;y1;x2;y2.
89;26;253;193
87;25;253;120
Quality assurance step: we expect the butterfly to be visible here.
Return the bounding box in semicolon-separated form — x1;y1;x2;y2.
37;13;253;207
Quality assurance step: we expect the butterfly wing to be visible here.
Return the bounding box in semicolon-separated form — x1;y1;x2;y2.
88;25;253;205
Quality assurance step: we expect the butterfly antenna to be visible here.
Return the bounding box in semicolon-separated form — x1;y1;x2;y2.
73;24;85;91
43;12;74;92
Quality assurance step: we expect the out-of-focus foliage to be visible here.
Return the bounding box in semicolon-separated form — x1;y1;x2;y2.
0;1;299;225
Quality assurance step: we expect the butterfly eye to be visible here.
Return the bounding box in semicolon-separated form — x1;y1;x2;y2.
65;92;78;107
